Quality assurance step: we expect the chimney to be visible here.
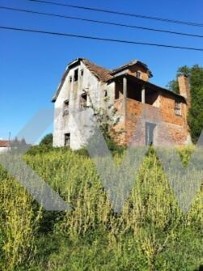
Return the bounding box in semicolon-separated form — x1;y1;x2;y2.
178;74;191;107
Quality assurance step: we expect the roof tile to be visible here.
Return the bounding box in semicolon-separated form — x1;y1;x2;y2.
82;59;113;82
0;140;9;147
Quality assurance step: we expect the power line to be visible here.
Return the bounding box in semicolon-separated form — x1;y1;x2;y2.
28;0;203;28
1;5;203;39
0;25;203;52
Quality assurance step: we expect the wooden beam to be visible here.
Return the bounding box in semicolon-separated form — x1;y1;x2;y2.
141;87;145;103
123;76;127;98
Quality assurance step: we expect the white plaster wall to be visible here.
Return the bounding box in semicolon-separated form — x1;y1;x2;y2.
53;68;72;147
53;61;113;150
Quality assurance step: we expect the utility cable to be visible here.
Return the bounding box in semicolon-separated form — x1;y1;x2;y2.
0;25;203;52
0;6;203;39
28;0;203;28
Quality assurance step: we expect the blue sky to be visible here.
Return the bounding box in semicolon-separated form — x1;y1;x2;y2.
0;0;203;143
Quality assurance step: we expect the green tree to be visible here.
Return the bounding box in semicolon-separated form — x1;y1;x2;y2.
168;65;203;143
39;133;53;146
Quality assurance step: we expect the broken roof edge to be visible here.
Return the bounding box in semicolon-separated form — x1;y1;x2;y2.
108;73;187;102
82;59;113;82
52;57;112;102
111;60;153;78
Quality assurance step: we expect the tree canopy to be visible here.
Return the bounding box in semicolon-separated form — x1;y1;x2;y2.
168;65;203;143
39;133;53;146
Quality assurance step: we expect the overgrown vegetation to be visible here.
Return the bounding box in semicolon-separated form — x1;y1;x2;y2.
168;65;203;143
0;147;202;270
85;89;126;154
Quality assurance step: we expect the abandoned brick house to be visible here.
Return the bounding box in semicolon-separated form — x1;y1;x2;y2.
52;58;191;149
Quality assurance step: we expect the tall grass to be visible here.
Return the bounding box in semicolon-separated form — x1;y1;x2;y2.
0;147;202;270
0;166;42;271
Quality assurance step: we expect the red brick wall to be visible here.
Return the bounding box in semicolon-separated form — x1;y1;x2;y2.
128;66;149;81
113;94;190;146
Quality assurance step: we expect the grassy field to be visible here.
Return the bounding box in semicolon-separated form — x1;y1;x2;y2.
0;147;202;271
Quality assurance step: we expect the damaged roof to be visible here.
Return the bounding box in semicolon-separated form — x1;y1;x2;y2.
111;59;153;78
52;58;113;102
82;59;113;82
52;58;153;102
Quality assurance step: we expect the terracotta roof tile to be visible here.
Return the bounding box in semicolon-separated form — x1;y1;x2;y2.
82;59;113;82
0;140;9;147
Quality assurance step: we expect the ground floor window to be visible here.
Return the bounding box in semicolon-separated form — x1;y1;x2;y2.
64;133;70;146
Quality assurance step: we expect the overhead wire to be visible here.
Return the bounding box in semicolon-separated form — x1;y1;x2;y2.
0;6;203;39
0;26;203;52
27;0;203;28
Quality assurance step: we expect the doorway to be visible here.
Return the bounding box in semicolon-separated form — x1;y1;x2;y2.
145;122;156;145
